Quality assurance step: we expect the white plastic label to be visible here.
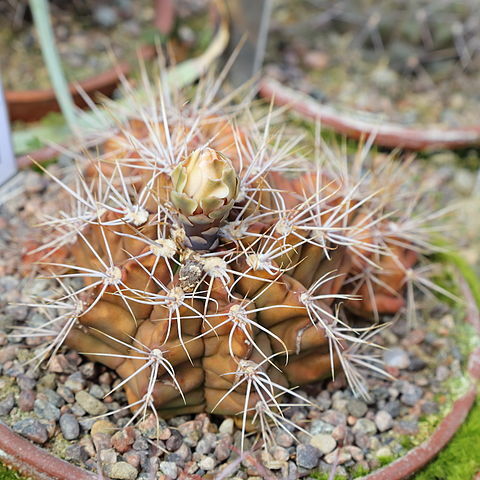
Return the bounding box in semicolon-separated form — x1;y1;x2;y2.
0;80;17;184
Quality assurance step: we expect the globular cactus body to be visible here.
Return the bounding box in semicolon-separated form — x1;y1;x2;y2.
30;75;440;439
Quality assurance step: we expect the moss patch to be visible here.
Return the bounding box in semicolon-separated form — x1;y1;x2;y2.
414;399;480;480
0;464;25;480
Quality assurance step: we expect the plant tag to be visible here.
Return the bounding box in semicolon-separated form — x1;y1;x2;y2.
0;80;17;185
226;0;273;86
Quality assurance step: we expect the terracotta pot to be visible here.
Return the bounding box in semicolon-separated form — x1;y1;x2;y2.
0;279;478;480
6;44;156;123
259;78;480;151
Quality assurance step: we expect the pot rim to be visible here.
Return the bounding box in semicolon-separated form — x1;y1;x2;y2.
5;44;156;123
259;77;480;151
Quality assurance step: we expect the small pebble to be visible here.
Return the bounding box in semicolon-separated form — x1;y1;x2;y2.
383;348;410;369
123;450;142;469
348;398;368;418
18;389;36;412
384;400;401;418
374;410;393;432
324;448;352;465
199;455;215;471
13;418;48;444
352;418;376;436
99;448;118;465
159;461;178;479
296;444;320;469
34;397;61;421
376;446;393;459
0;393;15;416
321;410;346;426
112;427;136;453
275;429;294;448
91;419;117;436
218;417;234;435
65;372;86;393
104;461;138;480
75;390;108;415
214;435;232;461
310;419;334;435
310;434;337;454
60;413;80;440
400;383;423;407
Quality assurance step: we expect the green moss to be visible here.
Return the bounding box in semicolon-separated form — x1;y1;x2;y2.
414;399;480;480
0;464;25;480
351;465;370;478
378;455;396;467
310;473;347;480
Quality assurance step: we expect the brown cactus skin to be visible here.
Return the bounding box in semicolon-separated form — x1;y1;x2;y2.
49;113;420;429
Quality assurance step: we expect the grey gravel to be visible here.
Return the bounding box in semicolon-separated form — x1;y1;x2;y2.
60;413;80;440
296;444;320;469
75;390;108;415
383;347;410;369
0;162;470;479
65;372;86;393
347;398;368;418
0;393;15;415
310;419;334;435
400;383;423;406
12;418;48;444
159;461;178;479
34;397;61;421
310;434;337;454
384;400;401;418
352;418;377;435
374;410;393;432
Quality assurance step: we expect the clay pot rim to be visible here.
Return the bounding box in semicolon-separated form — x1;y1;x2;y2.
6;44;156;123
259;77;480;151
5;44;154;103
359;275;480;480
0;278;478;480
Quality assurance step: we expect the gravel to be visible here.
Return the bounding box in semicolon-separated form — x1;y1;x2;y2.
400;383;424;406
310;434;337;454
0;393;15;415
12;418;49;444
0;163;472;479
383;348;411;369
104;461;139;480
347;398;368;418
75;390;108;415
60;413;80;440
159;461;178;479
374;410;393;433
34;397;61;421
296;444;320;469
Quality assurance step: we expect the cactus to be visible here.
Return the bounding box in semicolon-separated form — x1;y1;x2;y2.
24;69;444;446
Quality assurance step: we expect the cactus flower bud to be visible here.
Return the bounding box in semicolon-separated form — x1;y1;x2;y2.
171;148;239;250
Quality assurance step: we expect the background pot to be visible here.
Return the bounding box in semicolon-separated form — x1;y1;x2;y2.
260;78;480;151
6;45;155;123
